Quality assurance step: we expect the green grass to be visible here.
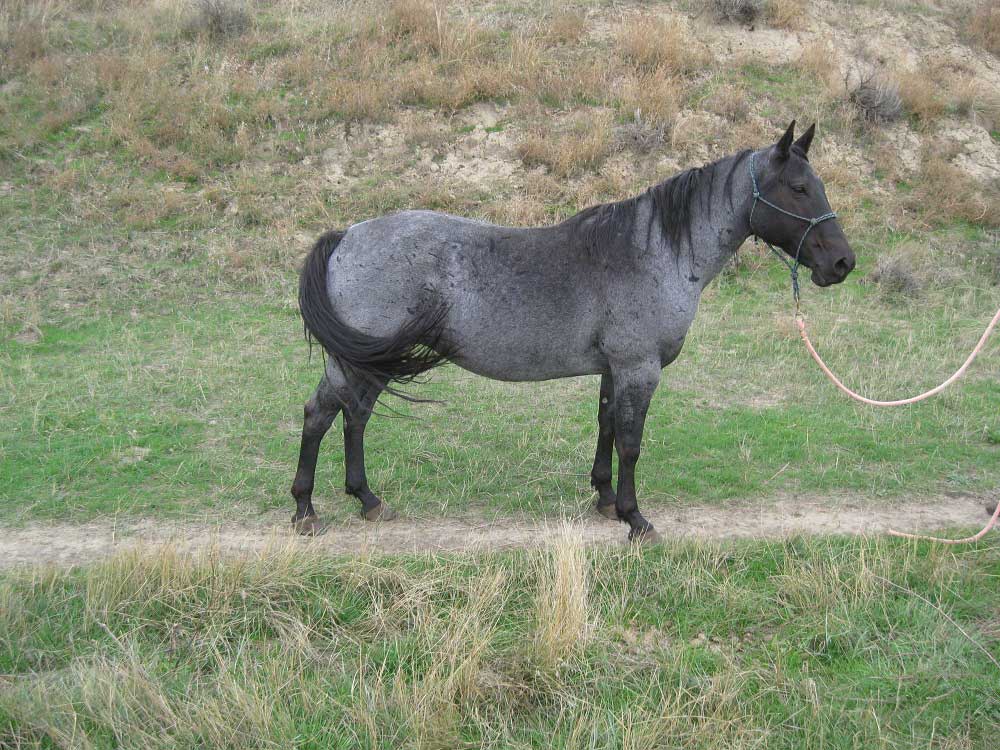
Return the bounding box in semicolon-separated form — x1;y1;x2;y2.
2;248;997;525
1;535;998;748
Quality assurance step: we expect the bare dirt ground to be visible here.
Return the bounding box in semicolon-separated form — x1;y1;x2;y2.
1;494;995;569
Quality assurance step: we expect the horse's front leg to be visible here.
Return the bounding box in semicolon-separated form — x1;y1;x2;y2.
610;362;663;543
591;373;619;519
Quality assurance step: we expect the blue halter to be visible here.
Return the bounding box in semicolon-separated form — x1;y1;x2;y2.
749;150;837;303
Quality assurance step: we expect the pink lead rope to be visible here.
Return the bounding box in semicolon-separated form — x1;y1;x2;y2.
795;306;1000;544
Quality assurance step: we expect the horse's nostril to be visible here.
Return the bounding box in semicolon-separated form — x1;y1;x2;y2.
834;256;854;276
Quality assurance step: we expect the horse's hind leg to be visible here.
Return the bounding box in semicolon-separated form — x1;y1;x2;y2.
342;377;398;522
290;375;341;535
591;373;618;520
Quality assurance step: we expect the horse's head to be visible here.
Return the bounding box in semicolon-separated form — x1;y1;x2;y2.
750;121;855;287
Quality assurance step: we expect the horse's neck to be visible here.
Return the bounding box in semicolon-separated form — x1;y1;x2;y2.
646;152;755;289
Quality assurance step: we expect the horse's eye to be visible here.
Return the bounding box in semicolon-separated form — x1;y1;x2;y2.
793;184;808;194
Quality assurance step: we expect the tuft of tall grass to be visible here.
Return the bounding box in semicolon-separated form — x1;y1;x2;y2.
617;13;711;76
531;524;590;669
966;1;1000;56
517;111;615;177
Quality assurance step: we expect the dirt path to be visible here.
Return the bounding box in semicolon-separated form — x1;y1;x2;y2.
1;495;996;569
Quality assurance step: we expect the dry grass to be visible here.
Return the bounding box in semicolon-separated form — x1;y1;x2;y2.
704;83;751;122
532;525;590;669
517;111;615;177
2;537;998;748
546;8;586;45
766;0;805;30
796;39;841;96
897;69;946;123
948;73;1000;131
966;1;1000;56
912;155;1000;228
618;69;682;130
617;13;710;76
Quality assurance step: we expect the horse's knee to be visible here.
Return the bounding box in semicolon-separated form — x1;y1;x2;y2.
591;466;612;487
617;443;641;467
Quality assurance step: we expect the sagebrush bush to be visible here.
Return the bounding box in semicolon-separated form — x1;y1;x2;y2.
849;71;903;125
712;0;763;23
186;0;250;40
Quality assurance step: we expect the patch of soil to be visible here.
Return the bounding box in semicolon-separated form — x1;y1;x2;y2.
1;494;994;569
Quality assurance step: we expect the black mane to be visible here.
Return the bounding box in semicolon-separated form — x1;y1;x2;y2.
562;149;752;259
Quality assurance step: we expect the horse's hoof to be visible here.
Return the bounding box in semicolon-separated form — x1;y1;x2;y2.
629;527;663;545
986;503;998;517
292;515;325;536
363;503;398;522
596;502;619;521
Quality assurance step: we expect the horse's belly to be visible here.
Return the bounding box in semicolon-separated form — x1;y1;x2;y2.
446;335;604;382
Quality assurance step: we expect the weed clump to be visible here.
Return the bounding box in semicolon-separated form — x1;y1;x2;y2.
966;2;1000;56
617;14;710;75
711;0;764;24
186;0;250;40
848;71;903;126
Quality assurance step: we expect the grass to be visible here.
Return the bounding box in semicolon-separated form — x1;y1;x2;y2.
1;534;998;747
1;1;998;529
2;2;1000;743
2;227;998;526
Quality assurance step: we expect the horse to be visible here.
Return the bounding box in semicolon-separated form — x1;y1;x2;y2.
290;121;856;542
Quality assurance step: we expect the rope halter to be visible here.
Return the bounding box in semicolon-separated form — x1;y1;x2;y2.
749;150;837;307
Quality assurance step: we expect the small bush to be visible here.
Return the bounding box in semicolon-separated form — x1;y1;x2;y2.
848;71;903;125
870;255;922;300
712;0;763;24
966;2;1000;56
186;0;250;40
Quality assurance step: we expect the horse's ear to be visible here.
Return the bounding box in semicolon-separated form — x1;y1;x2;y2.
794;122;815;156
776;120;796;159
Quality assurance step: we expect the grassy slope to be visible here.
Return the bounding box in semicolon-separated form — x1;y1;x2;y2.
1;535;998;748
2;0;999;526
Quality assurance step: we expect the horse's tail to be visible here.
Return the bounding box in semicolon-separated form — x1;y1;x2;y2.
298;229;452;399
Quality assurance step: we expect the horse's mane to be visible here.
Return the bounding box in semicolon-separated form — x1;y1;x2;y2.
561;149;752;259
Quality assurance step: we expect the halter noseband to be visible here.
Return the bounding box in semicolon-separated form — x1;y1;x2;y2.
749;150;837;304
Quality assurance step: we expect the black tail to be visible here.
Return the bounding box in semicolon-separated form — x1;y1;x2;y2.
298;230;452;399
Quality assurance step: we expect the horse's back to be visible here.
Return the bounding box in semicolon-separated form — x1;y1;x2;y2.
327;210;605;380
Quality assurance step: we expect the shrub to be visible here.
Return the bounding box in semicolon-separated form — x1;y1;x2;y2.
711;0;763;24
186;0;250;40
848;71;903;125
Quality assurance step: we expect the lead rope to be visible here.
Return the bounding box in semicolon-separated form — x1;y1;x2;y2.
750;153;1000;544
797;305;1000;544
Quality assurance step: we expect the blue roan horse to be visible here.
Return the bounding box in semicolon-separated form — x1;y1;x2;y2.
291;121;856;542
